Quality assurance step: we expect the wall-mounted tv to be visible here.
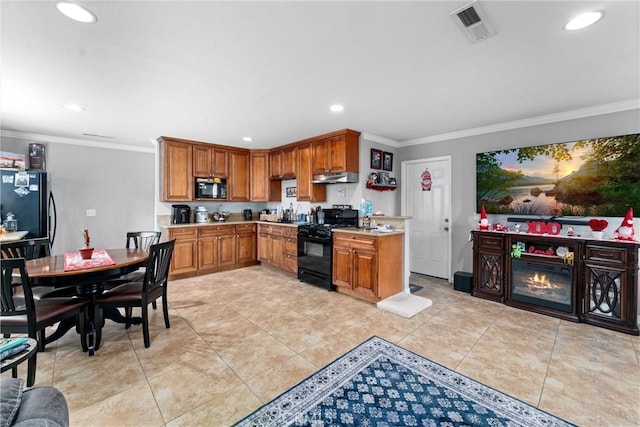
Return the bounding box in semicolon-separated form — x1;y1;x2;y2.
476;133;640;217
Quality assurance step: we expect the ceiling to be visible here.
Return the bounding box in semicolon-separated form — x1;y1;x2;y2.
1;1;639;151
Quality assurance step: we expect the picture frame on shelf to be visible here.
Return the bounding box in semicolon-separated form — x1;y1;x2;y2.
370;149;382;170
382;151;393;171
377;171;389;184
286;186;296;197
388;177;397;185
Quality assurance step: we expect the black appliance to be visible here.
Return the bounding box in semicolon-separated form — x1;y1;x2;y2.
243;209;253;220
297;208;358;289
171;204;191;224
0;170;56;244
195;177;226;199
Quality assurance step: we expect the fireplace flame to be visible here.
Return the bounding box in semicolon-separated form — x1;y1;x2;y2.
527;273;560;290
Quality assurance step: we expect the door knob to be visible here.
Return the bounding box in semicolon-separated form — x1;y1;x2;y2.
444;227;449;231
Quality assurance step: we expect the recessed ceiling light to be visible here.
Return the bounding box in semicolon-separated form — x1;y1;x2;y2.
329;104;344;113
242;136;253;142
565;11;602;31
55;2;98;24
63;103;85;112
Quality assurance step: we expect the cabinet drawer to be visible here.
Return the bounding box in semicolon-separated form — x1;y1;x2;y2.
236;223;256;233
199;224;235;237
477;234;504;250
585;245;627;265
334;233;377;251
284;227;297;238
258;224;272;234
269;225;284;236
168;227;197;240
284;237;297;254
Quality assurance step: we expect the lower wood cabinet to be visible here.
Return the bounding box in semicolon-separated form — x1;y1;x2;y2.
167;227;198;276
258;223;297;273
167;223;257;279
332;231;403;303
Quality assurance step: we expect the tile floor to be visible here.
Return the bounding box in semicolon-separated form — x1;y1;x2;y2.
4;265;639;426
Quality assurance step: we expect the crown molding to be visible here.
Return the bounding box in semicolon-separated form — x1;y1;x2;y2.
0;130;156;153
401;99;640;146
361;132;400;148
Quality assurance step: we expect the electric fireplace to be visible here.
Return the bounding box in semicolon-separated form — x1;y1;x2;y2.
511;259;573;313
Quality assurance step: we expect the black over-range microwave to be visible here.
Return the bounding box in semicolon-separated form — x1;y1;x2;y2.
195;178;227;199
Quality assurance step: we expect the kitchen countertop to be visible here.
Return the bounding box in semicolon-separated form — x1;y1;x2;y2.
0;230;29;242
161;220;299;228
332;227;404;236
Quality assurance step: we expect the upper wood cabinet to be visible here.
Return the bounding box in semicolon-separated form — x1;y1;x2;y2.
228;149;250;201
159;137;193;202
296;143;326;202
311;129;360;175
250;150;281;202
193;145;228;178
269;146;296;180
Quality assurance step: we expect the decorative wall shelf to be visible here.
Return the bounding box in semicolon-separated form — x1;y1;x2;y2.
366;182;397;192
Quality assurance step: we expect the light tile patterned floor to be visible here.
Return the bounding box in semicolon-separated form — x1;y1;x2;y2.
4;265;639;426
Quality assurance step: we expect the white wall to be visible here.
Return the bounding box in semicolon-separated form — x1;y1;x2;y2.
1;135;155;254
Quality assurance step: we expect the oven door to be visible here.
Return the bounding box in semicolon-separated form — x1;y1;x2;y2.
297;233;333;289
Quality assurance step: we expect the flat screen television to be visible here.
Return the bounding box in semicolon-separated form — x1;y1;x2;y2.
476;133;640;217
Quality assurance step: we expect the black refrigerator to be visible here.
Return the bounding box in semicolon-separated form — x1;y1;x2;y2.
0;170;57;244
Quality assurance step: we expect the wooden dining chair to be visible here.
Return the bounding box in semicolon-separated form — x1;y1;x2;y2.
0;238;75;299
1;258;89;383
95;239;175;348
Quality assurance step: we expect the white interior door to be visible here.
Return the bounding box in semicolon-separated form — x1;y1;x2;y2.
402;157;451;280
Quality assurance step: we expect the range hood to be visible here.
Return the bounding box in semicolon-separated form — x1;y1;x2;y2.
311;172;359;184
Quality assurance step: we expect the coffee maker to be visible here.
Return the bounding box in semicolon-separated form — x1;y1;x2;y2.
242;209;253;221
171;205;191;224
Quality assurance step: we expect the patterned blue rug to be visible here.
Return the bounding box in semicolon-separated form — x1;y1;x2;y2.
235;336;574;427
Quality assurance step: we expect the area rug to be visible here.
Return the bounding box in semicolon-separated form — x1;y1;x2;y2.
376;292;432;318
235;336;574;427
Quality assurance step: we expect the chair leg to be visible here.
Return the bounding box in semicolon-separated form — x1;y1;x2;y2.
162;293;170;329
79;310;88;353
26;352;37;387
125;307;133;329
37;329;46;352
94;304;102;351
152;301;157;310
142;304;150;348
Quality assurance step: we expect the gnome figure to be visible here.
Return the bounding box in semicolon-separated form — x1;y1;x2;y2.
614;207;635;241
478;205;490;231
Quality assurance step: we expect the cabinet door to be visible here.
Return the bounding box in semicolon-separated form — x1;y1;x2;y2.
250;151;281;202
162;140;193;201
311;140;329;174
296;143;326;202
352;249;377;297
328;135;347;172
281;146;296;178
228;150;250;201
258;231;270;262
217;234;236;267
193;145;212;177
212;148;228;177
332;245;353;289
170;238;197;275
237;231;257;263
269;150;283;179
270;235;284;267
198;236;217;270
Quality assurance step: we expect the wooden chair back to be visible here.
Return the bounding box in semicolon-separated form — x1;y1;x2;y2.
0;238;51;260
126;232;161;251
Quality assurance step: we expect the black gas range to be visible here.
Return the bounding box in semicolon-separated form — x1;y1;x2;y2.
297;208;358;289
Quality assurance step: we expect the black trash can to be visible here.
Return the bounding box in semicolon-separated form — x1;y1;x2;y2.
453;271;473;293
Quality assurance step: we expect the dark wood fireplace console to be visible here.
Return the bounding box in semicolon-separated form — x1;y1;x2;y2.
471;231;639;335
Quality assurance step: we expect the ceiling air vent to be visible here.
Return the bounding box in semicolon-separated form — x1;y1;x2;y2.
450;0;496;43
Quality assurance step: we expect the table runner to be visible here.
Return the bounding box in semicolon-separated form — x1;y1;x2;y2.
63;249;115;271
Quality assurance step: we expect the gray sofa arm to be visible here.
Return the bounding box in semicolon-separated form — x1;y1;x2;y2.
1;378;68;427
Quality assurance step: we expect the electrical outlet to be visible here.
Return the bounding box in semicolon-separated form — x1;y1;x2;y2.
86;209;96;217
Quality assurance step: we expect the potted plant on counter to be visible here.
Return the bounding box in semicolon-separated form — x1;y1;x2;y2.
588;219;608;239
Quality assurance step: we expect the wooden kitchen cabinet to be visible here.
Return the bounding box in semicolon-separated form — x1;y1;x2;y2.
228;149;250;201
258;223;295;272
296;143;326;202
332;231;402;303
236;223;257;264
311;130;360;175
283;226;298;274
198;224;236;273
193;145;228;178
269;146;296;180
250;150;281;202
168;227;198;276
160;137;193;201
